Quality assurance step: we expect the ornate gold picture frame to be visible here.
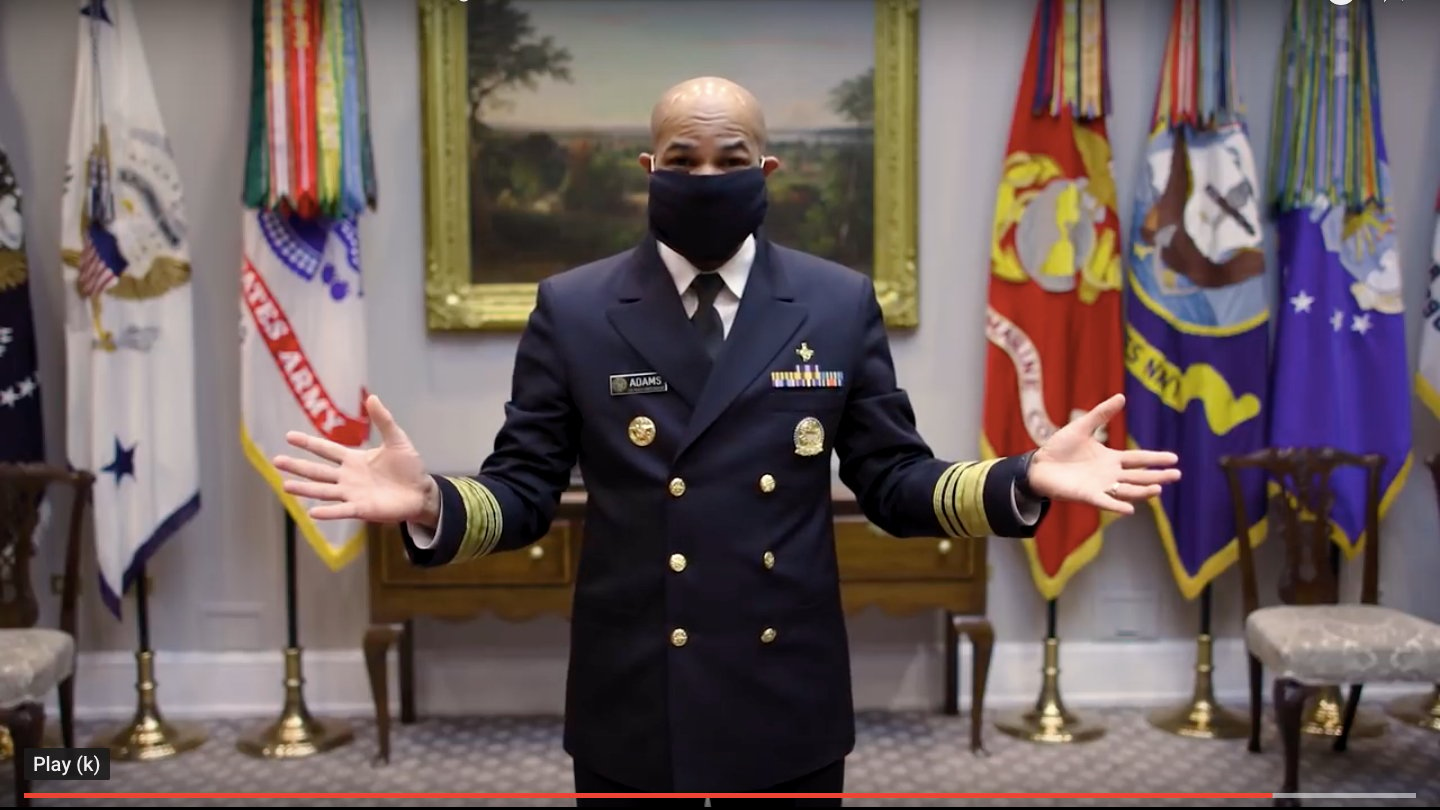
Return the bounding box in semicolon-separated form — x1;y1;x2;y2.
419;0;919;331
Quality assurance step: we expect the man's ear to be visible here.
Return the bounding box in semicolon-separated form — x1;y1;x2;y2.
760;154;781;176
638;153;656;173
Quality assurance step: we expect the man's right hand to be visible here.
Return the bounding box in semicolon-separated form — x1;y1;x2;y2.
273;394;441;528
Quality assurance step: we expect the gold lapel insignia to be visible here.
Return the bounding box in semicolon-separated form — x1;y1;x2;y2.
793;416;825;457
796;342;815;362
628;416;656;447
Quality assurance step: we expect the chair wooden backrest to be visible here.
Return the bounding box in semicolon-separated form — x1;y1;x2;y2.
0;464;94;640
1219;447;1384;619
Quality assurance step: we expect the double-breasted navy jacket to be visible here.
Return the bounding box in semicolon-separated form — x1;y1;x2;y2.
400;233;1048;792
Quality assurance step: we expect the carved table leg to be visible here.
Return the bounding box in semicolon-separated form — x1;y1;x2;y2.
364;624;403;765
7;701;44;808
947;613;995;755
400;618;417;725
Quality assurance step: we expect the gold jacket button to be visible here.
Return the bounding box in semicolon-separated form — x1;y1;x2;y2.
761;627;777;644
669;553;687;573
671;628;689;647
762;551;775;570
668;477;686;497
759;474;776;493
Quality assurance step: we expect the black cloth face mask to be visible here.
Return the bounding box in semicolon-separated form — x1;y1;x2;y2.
647;167;769;267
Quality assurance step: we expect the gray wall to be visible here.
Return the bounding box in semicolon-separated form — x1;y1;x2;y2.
3;0;1439;715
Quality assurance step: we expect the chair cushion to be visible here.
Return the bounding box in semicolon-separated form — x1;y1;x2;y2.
0;628;75;706
1246;604;1440;685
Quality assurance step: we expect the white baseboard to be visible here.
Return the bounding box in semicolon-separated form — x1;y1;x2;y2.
59;639;1430;721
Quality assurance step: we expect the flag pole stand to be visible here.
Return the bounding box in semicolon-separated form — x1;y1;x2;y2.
994;598;1104;744
237;511;353;758
1385;685;1440;734
90;562;207;760
1147;585;1248;738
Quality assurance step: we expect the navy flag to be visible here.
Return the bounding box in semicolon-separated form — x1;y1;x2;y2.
1265;0;1411;557
0;144;44;466
1124;0;1269;600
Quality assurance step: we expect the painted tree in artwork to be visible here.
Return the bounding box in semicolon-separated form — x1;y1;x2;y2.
465;0;573;270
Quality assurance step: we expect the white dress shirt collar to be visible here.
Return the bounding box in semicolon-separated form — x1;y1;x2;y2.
657;234;755;301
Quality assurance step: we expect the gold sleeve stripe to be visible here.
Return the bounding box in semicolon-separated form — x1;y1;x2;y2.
447;476;503;560
932;459;1001;538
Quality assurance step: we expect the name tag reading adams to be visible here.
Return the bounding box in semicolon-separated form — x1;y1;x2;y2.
610;372;668;396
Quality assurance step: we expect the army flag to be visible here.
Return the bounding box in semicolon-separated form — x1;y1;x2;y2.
1;146;44;467
240;210;368;568
240;0;374;569
60;0;200;617
1124;0;1268;600
1414;187;1440;420
1266;0;1411;558
981;0;1126;600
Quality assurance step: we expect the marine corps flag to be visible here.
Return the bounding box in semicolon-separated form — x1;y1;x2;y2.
1266;0;1411;558
240;0;374;569
1414;186;1440;420
60;0;200;617
1124;0;1268;601
982;0;1126;599
0;146;44;467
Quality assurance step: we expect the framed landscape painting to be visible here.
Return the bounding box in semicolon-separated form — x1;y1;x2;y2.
418;0;919;330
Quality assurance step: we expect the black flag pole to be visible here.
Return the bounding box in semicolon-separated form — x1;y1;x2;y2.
90;561;208;760
994;598;1105;744
237;510;353;758
1147;584;1249;739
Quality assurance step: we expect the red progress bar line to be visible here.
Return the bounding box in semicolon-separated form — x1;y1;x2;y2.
28;792;1279;800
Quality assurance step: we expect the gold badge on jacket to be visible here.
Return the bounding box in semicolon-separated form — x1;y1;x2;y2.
629;416;656;447
793;417;824;456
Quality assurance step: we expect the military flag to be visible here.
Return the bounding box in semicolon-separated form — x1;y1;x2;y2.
982;0;1126;599
1414;187;1440;420
0;145;44;468
1266;0;1410;558
60;0;200;617
239;0;375;569
1124;0;1269;600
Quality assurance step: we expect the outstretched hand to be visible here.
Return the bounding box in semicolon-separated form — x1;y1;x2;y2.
1025;394;1181;515
272;394;438;525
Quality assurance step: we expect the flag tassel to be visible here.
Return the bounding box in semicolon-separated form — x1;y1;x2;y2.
87;567;209;760
236;512;355;759
993;600;1106;744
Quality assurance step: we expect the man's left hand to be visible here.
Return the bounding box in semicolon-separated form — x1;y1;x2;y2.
1025;394;1182;515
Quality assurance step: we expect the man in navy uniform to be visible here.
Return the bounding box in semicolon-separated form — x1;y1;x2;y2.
274;77;1181;804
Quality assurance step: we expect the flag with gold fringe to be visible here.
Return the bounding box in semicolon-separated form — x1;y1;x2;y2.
1265;0;1410;558
0;145;44;468
1123;0;1269;601
240;0;375;570
61;0;201;617
1414;186;1440;420
981;0;1126;599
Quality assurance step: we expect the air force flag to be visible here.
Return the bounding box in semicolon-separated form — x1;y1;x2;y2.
60;0;200;616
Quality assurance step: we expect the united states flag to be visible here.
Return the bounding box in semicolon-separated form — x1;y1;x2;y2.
77;218;127;298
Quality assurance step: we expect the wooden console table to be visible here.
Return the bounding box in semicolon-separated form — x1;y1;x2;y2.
363;483;994;763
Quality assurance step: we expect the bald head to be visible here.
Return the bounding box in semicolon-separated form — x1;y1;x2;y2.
642;76;778;177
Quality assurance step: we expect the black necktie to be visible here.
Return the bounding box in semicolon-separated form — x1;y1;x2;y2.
689;272;726;361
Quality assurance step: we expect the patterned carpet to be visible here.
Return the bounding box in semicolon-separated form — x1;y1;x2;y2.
5;706;1437;807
